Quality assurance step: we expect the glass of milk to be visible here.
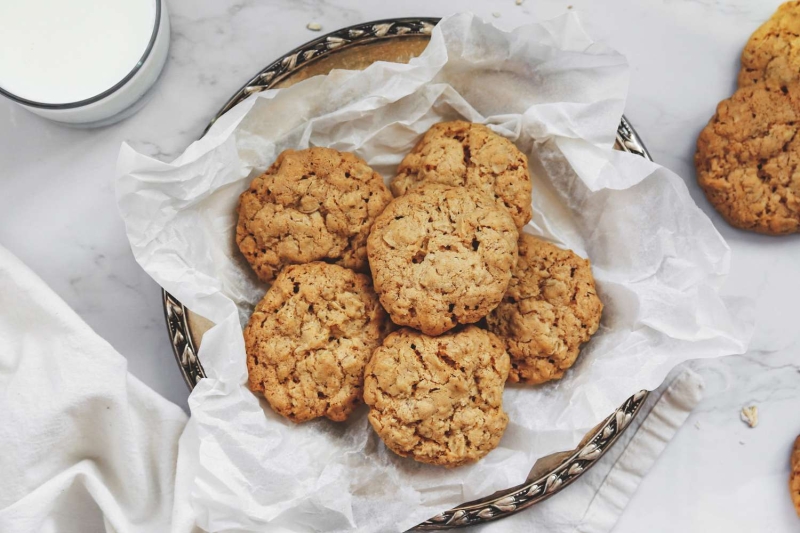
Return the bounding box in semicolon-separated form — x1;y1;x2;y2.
0;0;170;126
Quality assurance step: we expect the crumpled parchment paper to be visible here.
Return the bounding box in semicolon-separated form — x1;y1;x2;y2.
116;13;752;532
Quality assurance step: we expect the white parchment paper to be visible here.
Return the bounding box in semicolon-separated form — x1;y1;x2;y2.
116;13;752;532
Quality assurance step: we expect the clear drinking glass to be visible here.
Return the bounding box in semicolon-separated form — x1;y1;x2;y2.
0;0;170;126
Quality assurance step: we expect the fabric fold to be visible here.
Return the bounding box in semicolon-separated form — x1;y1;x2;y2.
0;245;187;533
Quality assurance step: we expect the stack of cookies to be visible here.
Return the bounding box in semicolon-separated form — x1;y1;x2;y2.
696;1;800;235
236;121;603;467
696;3;800;515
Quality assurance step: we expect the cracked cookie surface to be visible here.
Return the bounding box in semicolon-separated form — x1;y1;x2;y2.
739;1;800;89
363;326;510;467
486;234;602;385
390;121;532;229
695;84;800;234
245;262;392;422
236;147;393;283
367;184;519;336
791;435;800;517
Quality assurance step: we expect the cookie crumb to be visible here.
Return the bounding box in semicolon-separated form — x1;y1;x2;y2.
741;405;758;428
515;0;523;5
307;22;322;31
568;5;573;9
492;12;501;18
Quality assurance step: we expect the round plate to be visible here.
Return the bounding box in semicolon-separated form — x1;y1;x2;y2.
162;17;652;530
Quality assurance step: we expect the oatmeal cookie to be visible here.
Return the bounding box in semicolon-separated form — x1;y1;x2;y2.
791;435;800;517
739;2;800;89
486;234;602;385
363;326;510;467
245;262;392;422
367;184;519;336
236;147;393;283
695;84;800;234
390;121;532;228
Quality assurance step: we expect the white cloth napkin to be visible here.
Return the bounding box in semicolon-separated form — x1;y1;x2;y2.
0;244;188;533
0;241;702;532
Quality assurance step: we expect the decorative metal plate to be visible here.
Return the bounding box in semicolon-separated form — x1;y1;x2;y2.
162;17;653;531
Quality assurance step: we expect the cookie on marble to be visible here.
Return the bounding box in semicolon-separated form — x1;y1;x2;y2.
739;1;800;89
486;234;603;385
236;147;393;283
367;184;519;336
390;121;532;228
791;435;800;517
245;262;392;423
363;326;510;467
695;83;800;234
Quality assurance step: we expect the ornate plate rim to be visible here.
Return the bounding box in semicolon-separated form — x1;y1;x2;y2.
161;17;652;531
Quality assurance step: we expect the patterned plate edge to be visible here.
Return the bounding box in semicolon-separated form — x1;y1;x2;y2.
412;390;647;529
205;17;441;135
163;291;205;388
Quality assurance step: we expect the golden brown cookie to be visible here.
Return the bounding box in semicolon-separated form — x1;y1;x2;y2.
363;326;510;467
486;234;603;385
739;1;800;89
390;121;532;228
236;147;393;283
695;84;800;235
245;262;392;423
791;435;800;517
367;184;519;336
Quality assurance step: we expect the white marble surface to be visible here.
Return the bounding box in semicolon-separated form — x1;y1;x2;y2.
1;0;798;531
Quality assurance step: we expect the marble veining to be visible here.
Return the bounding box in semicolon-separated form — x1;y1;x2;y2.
1;0;798;531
